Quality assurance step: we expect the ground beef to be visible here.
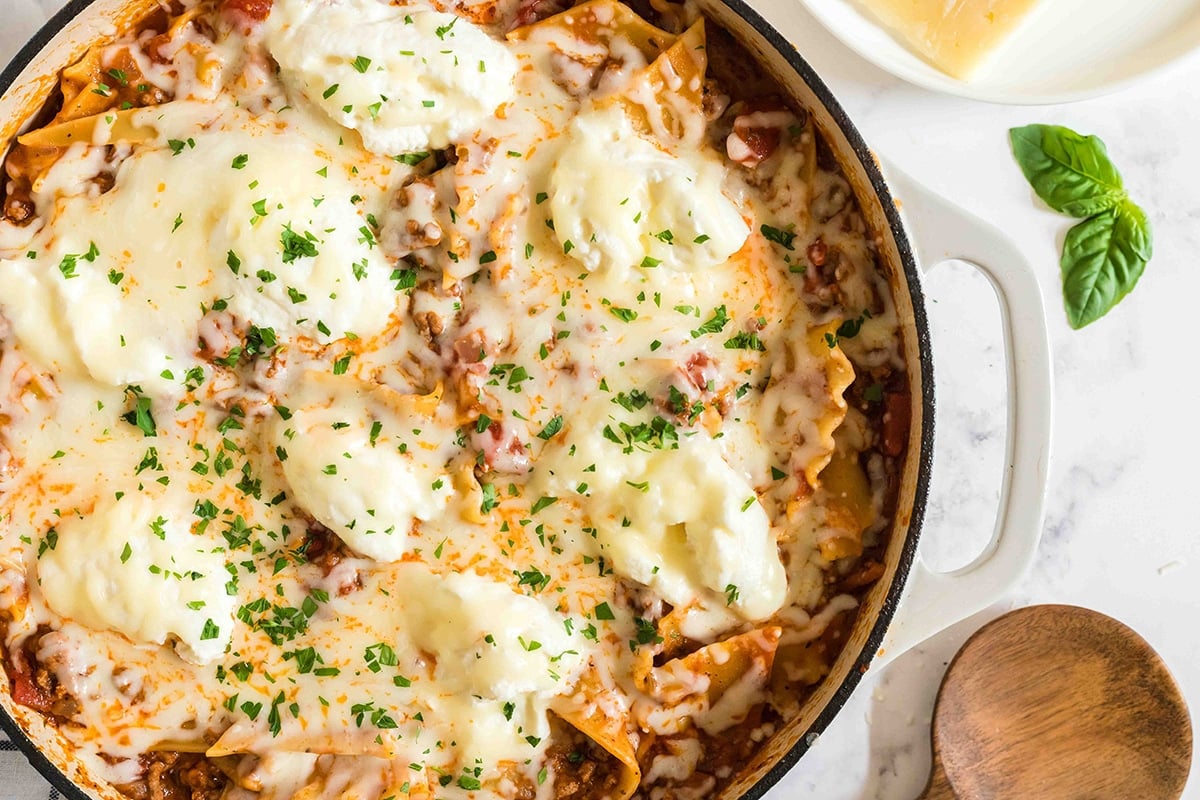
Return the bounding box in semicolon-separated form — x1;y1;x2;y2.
545;714;624;800
300;521;350;577
115;752;228;800
5;625;79;721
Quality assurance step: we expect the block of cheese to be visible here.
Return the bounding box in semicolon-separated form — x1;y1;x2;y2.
859;0;1043;79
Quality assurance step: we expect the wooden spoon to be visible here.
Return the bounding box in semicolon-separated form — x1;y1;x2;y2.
919;604;1193;799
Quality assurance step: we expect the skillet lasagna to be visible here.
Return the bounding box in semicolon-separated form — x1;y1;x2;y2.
0;0;911;797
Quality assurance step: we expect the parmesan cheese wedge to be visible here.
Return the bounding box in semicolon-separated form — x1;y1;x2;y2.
858;0;1043;79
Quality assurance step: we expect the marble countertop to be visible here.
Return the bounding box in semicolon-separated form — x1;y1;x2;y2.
3;1;1198;798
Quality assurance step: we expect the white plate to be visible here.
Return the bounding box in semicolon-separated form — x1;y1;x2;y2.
798;0;1200;104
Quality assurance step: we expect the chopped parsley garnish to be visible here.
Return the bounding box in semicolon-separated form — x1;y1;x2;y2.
280;224;319;263
479;482;499;514
530;496;558;514
394;151;430;165
515;567;550;593
835;310;872;341
364;642;399;672
36;529;58;559
536;415;563;440
391;267;418;291
602;417;678;453
760;223;796;250
691;305;729;337
613;389;651;411
632;617;663;648
725;331;766;351
121;385;157;437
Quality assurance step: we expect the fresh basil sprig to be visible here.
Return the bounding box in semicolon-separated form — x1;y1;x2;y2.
1009;124;1153;329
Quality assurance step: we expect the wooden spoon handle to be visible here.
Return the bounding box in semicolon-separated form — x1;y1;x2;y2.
916;757;956;800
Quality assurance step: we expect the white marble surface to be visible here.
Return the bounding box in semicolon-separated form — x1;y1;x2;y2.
3;1;1199;798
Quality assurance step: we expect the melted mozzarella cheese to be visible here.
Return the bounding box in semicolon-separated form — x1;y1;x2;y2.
273;373;455;561
36;488;236;665
536;405;787;622
396;566;587;698
266;0;518;154
549;106;750;275
0;103;399;394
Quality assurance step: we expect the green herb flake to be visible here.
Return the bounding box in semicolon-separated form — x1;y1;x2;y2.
537;415;563;440
760;223;796;250
280;224;319;263
394;151;429;166
691;304;729;337
724;331;765;351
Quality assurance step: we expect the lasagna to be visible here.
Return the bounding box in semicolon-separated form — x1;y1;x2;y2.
0;0;910;798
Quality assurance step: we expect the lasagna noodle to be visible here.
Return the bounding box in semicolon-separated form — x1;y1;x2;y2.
550;670;642;800
510;0;706;143
644;627;782;708
506;0;675;61
3;9;182;198
612;19;707;143
16;107;158;149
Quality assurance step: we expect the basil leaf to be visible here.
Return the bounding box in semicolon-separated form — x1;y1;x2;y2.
1009;124;1127;217
1060;201;1152;329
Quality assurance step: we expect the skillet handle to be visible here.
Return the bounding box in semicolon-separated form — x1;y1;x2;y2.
871;162;1054;668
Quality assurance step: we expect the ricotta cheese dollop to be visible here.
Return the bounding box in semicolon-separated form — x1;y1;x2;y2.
549;106;750;274
272;373;456;561
36;488;236;665
266;0;519;154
